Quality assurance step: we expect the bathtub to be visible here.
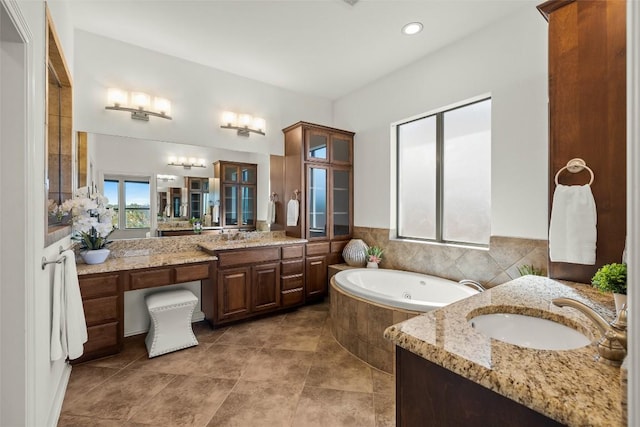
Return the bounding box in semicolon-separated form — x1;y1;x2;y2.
329;268;480;372
333;268;478;312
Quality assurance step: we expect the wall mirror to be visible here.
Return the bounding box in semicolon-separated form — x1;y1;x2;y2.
79;132;270;239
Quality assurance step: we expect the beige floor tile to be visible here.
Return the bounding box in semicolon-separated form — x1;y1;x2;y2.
192;321;229;344
62;369;175;421
62;365;119;408
128;375;236;427
214;321;279;347
57;414;149;427
265;325;323;352
241;348;314;385
372;369;395;395
291;386;375;427
373;392;396;427
307;350;373;393
206;379;303;427
86;335;148;370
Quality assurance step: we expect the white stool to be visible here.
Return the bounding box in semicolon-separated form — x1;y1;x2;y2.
145;289;199;358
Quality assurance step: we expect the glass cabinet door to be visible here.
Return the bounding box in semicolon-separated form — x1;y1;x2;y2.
332;168;351;238
307;166;328;238
331;135;351;164
240;166;257;184
190;192;202;220
306;131;329;162
240;185;256;226
223;164;239;182
224;184;238;226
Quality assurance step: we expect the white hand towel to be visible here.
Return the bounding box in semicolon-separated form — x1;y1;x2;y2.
267;200;276;225
287;199;299;227
549;184;597;265
51;250;88;361
212;204;220;223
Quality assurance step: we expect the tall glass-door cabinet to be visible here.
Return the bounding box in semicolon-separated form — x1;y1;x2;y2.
213;161;257;229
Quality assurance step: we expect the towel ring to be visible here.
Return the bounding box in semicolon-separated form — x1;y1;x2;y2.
554;158;594;186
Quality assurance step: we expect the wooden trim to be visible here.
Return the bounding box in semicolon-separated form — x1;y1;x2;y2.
537;0;576;21
282;121;355;137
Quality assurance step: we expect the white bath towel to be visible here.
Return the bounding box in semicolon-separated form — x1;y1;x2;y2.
51;250;88;361
287;199;299;227
212;204;220;223
549;184;597;265
267;200;276;225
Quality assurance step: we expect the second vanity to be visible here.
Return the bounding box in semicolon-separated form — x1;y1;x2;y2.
75;232;309;363
384;276;624;426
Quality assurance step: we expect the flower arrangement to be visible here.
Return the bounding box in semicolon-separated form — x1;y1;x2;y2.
59;187;115;250
366;246;384;264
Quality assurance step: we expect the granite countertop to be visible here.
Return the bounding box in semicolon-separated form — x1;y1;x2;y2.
76;251;217;276
384;276;623;426
198;236;307;252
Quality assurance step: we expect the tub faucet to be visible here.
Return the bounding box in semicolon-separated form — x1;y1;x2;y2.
458;279;486;293
552;298;627;366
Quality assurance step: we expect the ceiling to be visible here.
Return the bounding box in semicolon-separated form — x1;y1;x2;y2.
68;0;536;100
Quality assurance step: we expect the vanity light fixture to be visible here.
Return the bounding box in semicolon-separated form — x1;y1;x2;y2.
401;22;423;35
221;111;266;137
167;156;206;169
106;88;172;121
156;174;177;182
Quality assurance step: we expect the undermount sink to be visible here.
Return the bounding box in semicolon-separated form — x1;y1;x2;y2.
469;313;591;350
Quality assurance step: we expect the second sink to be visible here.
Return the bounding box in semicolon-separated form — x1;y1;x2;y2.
469;313;591;350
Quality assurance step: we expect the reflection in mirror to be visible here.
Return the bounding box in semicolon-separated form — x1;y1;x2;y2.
80;133;270;238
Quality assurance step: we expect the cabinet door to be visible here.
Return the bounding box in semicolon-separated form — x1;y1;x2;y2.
223;164;240;183
251;262;281;312
331;166;352;239
217;267;251;320
305;129;329;162
240;164;257;184
331;133;352;165
240;185;256;227
223;184;238;226
305;255;327;299
307;165;328;239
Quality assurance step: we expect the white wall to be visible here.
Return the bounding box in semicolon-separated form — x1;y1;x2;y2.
74;30;333;156
334;7;549;240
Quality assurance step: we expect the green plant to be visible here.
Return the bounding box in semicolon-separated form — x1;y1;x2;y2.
517;264;544;277
592;263;627;295
366;246;384;263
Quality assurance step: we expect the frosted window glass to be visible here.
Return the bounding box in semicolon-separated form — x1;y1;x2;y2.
443;99;491;244
398;116;437;239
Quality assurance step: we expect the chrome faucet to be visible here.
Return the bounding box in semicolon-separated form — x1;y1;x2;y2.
459;279;486;293
552;298;627;366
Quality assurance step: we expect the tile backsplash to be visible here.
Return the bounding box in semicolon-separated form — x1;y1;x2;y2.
353;227;548;288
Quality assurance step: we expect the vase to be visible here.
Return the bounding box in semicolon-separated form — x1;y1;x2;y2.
81;248;110;265
366;261;379;269
613;293;627;312
342;239;368;267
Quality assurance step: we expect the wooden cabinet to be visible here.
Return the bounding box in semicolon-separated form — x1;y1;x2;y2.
213;161;257;229
396;347;563;426
217;267;251;321
187;177;210;220
75;273;123;363
251;262;281;312
282;122;354;300
538;0;626;283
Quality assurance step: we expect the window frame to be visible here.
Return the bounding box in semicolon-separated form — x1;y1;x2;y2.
104;175;152;231
395;96;491;248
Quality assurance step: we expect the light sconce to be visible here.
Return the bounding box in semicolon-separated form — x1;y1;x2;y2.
221;111;266;137
168;156;207;169
106;88;172;121
156;174;176;182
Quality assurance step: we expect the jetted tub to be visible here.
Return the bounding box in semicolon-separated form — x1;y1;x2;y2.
329;268;480;373
333;268;479;312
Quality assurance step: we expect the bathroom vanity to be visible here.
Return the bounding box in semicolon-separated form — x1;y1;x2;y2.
385;276;624;426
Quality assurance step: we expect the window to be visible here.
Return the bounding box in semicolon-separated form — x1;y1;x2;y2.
396;98;491;246
104;176;151;229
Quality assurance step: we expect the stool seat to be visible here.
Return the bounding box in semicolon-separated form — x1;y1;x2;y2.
145;289;199;358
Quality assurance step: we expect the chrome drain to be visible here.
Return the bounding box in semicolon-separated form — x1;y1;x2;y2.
403;292;412;300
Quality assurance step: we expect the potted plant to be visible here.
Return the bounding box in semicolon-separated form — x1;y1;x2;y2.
591;263;627;311
60;187;115;264
366;246;384;268
189;217;203;234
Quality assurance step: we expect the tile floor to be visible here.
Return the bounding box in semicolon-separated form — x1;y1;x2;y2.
58;301;396;427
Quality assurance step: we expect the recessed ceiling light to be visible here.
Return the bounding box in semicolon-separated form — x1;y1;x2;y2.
402;22;423;36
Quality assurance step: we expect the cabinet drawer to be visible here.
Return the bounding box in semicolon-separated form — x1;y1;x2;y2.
84;322;119;354
281;259;304;276
79;274;120;299
282;245;304;259
306;242;330;256
128;268;172;290
281;275;303;291
217;247;280;268
175;263;210;283
281;289;304;307
330;240;348;254
83;296;118;325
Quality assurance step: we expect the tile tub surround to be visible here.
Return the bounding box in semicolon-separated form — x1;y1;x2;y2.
330;278;419;373
353;227;548;288
384;276;623;427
